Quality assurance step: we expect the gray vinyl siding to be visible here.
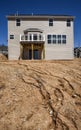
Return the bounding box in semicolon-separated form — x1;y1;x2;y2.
8;16;74;60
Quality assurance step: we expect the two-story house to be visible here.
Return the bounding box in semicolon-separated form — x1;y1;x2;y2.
7;14;74;60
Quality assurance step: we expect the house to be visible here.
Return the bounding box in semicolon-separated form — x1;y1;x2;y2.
7;14;74;60
74;47;81;58
0;45;8;57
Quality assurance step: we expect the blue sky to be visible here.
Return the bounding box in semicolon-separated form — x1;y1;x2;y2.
0;0;81;47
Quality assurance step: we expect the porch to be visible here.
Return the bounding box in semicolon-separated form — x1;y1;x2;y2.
20;43;45;60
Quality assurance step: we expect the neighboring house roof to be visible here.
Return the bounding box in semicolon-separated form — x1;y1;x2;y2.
0;46;8;55
24;28;43;33
0;46;8;51
74;47;81;58
74;47;81;51
6;14;75;20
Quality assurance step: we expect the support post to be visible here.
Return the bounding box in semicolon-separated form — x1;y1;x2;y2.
43;44;45;59
31;43;34;60
20;44;23;60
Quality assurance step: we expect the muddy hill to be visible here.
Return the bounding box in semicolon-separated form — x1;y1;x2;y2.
0;54;7;61
0;59;81;130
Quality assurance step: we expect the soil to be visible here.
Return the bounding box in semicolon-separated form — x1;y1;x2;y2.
0;59;81;130
0;54;7;61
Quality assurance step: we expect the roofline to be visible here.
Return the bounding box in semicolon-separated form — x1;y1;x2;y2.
6;14;75;20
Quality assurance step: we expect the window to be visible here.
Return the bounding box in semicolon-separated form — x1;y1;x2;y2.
39;34;42;41
25;35;28;40
57;35;61;44
33;34;37;41
67;19;71;27
47;34;66;44
49;19;53;26
47;35;56;44
47;35;51;44
16;19;21;26
53;35;56;44
29;34;32;41
62;35;66;44
10;35;14;39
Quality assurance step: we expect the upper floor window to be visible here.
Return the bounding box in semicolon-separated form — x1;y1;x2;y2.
39;34;42;41
29;34;32;41
25;35;28;40
33;34;37;41
10;35;14;39
49;19;53;26
67;19;71;27
16;19;21;26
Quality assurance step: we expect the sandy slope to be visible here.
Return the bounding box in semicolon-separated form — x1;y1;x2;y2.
0;59;81;130
0;54;7;61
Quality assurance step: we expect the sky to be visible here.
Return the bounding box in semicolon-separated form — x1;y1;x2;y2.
0;0;81;47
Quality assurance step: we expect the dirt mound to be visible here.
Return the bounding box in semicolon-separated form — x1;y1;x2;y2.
0;59;81;130
0;54;7;61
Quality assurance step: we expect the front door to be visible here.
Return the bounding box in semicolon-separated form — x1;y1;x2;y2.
34;49;39;59
28;49;39;59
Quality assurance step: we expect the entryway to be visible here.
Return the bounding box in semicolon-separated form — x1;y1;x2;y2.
28;49;39;59
34;49;39;59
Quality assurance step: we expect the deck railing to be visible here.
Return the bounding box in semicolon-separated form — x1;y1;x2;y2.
20;34;45;42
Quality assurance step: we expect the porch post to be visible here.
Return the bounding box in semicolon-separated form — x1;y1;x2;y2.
43;44;45;59
31;43;34;60
20;44;23;59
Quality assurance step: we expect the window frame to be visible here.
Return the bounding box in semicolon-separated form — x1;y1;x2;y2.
47;35;52;44
29;34;32;41
33;34;37;41
53;35;56;44
10;35;14;39
49;19;53;26
57;35;61;44
39;34;42;41
62;35;66;44
16;19;21;26
67;19;71;27
47;34;66;44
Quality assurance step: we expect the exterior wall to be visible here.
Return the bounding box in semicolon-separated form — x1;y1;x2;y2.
45;21;74;59
8;17;74;60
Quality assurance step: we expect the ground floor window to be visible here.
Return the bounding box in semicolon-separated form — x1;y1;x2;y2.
48;35;51;44
62;35;66;44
